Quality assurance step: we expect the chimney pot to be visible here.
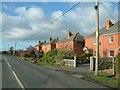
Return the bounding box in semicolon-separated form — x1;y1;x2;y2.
49;37;52;41
106;20;112;30
39;40;41;44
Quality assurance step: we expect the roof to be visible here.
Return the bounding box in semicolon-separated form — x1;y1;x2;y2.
85;21;120;38
57;32;84;43
42;39;58;46
34;42;45;47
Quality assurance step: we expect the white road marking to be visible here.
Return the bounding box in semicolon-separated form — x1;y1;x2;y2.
4;57;11;68
7;62;11;68
12;71;25;89
4;57;7;62
4;56;25;89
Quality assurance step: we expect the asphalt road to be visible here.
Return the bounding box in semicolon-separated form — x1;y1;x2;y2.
2;54;108;88
0;54;2;89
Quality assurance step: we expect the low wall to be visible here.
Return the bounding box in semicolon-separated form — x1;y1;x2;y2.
62;56;76;67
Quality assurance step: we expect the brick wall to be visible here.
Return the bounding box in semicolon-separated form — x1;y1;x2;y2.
42;44;51;54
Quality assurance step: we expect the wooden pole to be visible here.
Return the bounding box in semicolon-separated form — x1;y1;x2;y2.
95;0;99;75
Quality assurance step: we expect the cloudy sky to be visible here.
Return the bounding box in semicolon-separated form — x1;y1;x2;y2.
1;1;119;51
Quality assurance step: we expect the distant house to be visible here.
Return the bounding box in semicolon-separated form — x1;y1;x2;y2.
56;31;85;57
85;20;120;57
34;41;44;54
42;38;58;54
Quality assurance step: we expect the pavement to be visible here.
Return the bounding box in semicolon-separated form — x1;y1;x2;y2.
2;54;109;88
44;63;91;75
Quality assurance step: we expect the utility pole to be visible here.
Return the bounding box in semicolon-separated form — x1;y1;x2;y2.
13;41;17;56
95;0;99;75
8;44;9;51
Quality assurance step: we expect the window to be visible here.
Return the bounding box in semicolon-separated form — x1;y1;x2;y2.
109;36;113;43
110;50;114;57
94;38;96;45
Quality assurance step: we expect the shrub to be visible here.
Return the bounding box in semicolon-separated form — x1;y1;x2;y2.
80;53;92;58
115;53;120;79
55;49;74;65
42;49;74;65
42;49;57;64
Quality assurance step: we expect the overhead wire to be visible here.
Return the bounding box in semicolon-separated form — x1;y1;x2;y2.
30;1;84;39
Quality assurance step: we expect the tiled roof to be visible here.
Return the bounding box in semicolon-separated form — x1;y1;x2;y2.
58;32;84;43
85;21;120;38
42;39;58;46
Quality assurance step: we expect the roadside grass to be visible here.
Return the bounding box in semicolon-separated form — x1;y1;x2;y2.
87;70;118;88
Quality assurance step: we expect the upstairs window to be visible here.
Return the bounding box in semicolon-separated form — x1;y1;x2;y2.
109;36;113;43
94;38;96;45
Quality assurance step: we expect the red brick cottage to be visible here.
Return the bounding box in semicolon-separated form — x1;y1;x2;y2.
85;20;120;57
34;41;45;54
42;38;58;54
56;31;85;57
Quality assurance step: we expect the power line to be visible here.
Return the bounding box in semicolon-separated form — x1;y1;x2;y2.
100;3;116;21
31;1;84;39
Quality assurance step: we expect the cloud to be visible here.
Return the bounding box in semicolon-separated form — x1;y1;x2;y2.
2;2;118;41
2;4;9;10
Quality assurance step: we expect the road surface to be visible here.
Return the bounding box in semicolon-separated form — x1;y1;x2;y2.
0;54;2;90
2;54;108;88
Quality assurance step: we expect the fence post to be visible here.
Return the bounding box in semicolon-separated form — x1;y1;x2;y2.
74;56;76;67
112;57;115;76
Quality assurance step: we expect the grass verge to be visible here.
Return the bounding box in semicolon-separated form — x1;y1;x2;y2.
86;70;118;88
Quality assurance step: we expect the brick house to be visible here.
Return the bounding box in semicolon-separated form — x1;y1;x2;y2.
85;20;120;57
56;31;85;57
34;41;44;54
42;38;58;54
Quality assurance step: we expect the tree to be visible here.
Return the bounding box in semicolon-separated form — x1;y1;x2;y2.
9;46;14;54
26;45;33;50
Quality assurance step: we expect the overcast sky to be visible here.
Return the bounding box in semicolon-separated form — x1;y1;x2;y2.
0;1;119;51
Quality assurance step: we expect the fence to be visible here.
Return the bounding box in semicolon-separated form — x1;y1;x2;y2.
62;56;76;67
90;56;115;75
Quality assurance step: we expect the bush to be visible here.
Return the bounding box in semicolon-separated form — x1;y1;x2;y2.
42;49;57;64
80;53;92;58
115;53;120;79
54;49;74;65
42;49;74;65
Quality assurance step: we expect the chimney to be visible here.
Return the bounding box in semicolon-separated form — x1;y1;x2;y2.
106;20;112;30
38;40;41;44
68;31;72;38
49;37;52;41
